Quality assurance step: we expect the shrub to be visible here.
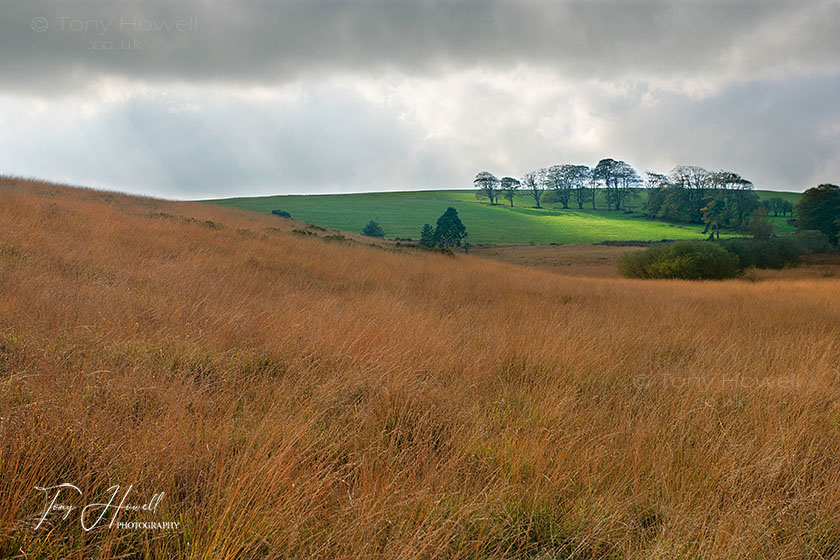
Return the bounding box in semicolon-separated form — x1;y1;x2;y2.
794;230;835;254
362;220;385;238
720;237;801;269
618;240;740;280
271;209;291;218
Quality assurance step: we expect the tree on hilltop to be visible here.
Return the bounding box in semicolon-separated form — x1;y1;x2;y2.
500;176;521;207
522;169;546;209
474;171;500;205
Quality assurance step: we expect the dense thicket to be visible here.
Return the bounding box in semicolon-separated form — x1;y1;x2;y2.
620;231;836;279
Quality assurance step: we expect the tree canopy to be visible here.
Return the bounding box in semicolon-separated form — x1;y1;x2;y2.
432;207;468;249
794;184;840;244
500;176;521;207
646;166;758;232
474;171;500;205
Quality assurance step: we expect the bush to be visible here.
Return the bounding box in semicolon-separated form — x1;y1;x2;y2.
794;230;835;254
271;209;291;218
719;237;802;269
618;240;740;280
362;220;385;238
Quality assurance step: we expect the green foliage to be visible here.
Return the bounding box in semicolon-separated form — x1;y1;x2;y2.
419;223;436;248
767;197;795;217
649;185;692;221
719;237;802;270
522;170;545;209
499;177;521;207
618;241;741;280
794;184;840;244
647;167;759;231
361;220;385;238
701;194;727;239
433;207;468;248
474;171;500;205
749;208;774;240
794;230;835;253
271;209;291;218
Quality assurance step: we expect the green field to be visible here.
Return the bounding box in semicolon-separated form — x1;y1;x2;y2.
205;189;799;245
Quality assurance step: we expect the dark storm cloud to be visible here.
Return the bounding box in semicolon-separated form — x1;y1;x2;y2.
2;0;838;94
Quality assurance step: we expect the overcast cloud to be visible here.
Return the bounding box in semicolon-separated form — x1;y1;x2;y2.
0;0;837;197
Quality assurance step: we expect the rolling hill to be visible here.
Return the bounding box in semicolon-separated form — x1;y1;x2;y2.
3;177;837;559
206;189;800;244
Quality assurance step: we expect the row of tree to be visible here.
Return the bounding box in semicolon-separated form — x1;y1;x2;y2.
475;158;643;211
474;160;793;238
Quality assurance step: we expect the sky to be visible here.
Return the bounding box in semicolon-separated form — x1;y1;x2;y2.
0;0;838;199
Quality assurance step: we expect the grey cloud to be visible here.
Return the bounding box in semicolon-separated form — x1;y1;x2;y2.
2;1;838;95
598;74;840;189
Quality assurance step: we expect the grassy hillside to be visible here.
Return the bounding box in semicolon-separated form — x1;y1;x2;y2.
2;178;839;559
206;189;799;244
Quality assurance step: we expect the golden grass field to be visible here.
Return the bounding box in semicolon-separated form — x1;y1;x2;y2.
2;177;840;559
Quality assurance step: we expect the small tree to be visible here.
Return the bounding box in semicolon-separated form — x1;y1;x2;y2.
522;170;546;209
545;165;571;209
434;207;467;248
701;194;726;240
474;171;500;205
500;176;521;207
419;223;435;247
362;220;385;238
567;165;593;209
749;208;773;240
593;158;618;210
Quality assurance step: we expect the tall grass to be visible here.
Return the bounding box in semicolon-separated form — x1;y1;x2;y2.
2;177;840;559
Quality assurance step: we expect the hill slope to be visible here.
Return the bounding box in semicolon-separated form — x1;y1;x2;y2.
1;177;838;559
206;189;799;244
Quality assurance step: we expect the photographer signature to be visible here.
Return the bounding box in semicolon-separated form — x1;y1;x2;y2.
33;483;165;531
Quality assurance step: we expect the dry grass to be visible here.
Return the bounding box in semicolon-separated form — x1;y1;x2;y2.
469;244;644;278
2;177;840;559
